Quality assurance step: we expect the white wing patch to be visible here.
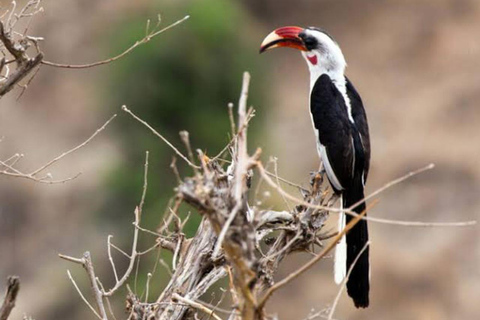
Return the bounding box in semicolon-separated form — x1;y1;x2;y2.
334;195;347;284
318;141;344;191
309;112;344;191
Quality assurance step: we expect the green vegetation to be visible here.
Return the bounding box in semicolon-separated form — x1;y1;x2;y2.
98;0;269;296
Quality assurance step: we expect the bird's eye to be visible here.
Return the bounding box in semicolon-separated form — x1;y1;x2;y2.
303;37;317;50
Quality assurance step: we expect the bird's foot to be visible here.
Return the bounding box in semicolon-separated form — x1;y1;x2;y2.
309;169;325;187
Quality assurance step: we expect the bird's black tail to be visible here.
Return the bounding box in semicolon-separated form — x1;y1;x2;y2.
343;184;370;308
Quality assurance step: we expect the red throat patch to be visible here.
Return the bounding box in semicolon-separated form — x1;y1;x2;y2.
307;54;318;65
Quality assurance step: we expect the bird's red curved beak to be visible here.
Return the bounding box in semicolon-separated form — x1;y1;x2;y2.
259;26;307;53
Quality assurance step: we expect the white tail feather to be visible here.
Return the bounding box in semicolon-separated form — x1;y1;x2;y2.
334;195;347;284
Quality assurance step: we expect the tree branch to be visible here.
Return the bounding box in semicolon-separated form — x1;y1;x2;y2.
0;276;20;320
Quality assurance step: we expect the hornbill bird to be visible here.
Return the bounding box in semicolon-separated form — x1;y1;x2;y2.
260;26;371;308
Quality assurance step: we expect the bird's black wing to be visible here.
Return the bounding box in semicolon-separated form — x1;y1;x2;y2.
346;77;370;182
310;74;354;191
311;74;370;308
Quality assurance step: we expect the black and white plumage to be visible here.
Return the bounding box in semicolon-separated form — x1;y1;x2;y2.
260;26;371;308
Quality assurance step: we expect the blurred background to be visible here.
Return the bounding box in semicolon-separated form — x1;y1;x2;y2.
1;0;479;319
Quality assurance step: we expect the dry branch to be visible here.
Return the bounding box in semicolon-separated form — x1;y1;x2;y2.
0;1;188;99
0;114;116;183
41;15;189;69
0;1;43;98
0;276;20;320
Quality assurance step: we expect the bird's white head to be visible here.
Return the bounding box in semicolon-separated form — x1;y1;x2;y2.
260;26;346;82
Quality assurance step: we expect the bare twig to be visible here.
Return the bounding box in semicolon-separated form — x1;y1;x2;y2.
103;206;141;297
0;1;44;97
30;114;117;176
0;114;116;184
108;235;119;282
41;16;190;69
179;131;196;168
258;162;476;227
228;102;236;137
58;254;84;265
66;270;102;320
0;51;42;97
172;294;223;320
60;253;108;319
82;253;108;319
272;156;292;211
102;151;148;296
122;105;200;169
350;164;435;210
139;151;149;215
0;276;20;320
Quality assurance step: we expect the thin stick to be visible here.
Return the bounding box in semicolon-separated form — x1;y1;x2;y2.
170;156;182;184
1;153;21;166
97;281;117;320
362;216;476;227
66;270;102;320
82;252;108;319
30;114;117;176
228;102;236;137
349;163;434;211
327;241;370;320
139;151;149;215
136;224;163;237
0;276;20;320
110;243;130;259
138;242;160;256
122;105;200;169
213;203;241;258
107;235;119;282
272;156;292;211
264;169;308;192
42;16;190;69
257;161;343;213
145;273;152;303
258;162;476;227
211;106;255;162
1;171;81;184
172;294;223;320
179;131;196;167
58;254;84;265
103;206;140;297
172;234;183;271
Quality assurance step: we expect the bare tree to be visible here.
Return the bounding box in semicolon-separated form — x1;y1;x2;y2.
0;0;43;98
1;3;476;320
